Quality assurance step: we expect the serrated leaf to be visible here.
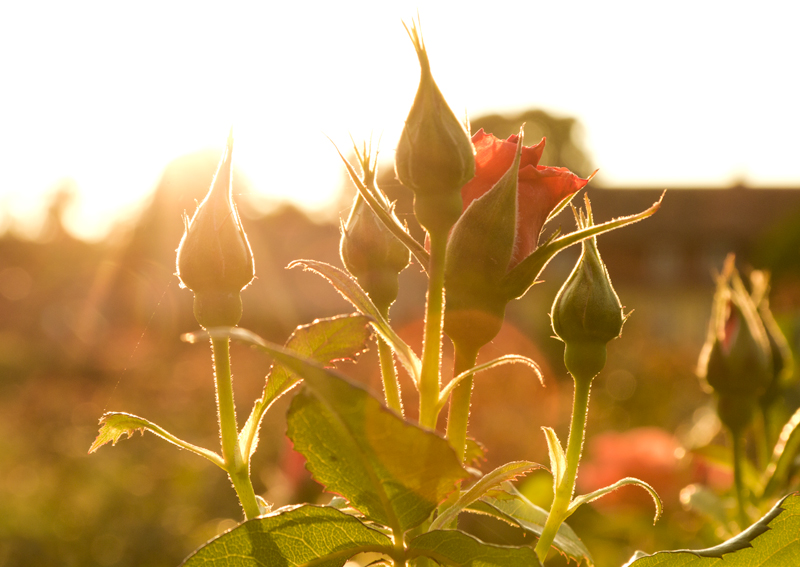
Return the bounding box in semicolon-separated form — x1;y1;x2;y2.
762;407;800;498
408;530;541;566
467;483;593;566
274;346;468;533
569;477;662;524
542;427;566;490
238;315;372;459
288;259;422;383
431;462;544;530
182;504;393;567
623;493;800;566
89;412;223;468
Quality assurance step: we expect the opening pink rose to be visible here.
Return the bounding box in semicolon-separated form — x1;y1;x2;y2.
461;129;591;267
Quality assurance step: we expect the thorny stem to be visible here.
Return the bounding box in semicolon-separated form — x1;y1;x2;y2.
535;375;592;563
446;345;479;461
211;337;261;520
419;230;448;429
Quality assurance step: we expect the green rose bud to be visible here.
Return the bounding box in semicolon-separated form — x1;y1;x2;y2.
340;157;410;312
394;21;475;235
443;134;521;353
176;132;254;328
697;256;772;432
551;199;624;382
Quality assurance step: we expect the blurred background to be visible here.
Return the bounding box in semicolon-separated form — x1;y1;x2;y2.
1;1;799;566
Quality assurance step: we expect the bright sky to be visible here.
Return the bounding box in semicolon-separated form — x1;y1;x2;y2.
1;1;799;240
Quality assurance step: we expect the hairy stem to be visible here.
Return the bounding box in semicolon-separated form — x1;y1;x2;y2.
446;346;479;461
211;337;261;520
535;376;592;563
419;231;448;429
731;427;749;529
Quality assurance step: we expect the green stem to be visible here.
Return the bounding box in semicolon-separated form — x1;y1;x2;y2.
378;335;404;416
535;376;592;563
731;427;749;529
419;231;448;429
446;345;479;461
211;337;261;520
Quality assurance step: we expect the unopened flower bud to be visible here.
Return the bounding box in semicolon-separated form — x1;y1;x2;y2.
551;201;624;382
340;193;410;312
444;135;521;353
697;257;772;431
394;21;474;234
176;133;254;328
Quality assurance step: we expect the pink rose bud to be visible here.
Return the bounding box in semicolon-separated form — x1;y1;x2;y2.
176;132;255;328
551;201;624;382
394;22;474;235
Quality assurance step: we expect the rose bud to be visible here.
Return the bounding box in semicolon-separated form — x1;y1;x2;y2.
340;191;410;313
176;132;255;328
697;257;772;431
394;21;475;235
443;133;523;352
551;200;624;382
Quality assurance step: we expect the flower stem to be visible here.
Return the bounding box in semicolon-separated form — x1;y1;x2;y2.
535;376;592;563
377;303;403;415
446;345;479;461
731;427;749;529
211;336;261;520
419;230;448;429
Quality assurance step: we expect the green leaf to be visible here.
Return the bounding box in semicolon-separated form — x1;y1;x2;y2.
623;494;800;566
182;504;394;567
762;407;800;498
288;380;468;533
408;530;541;566
466;483;593;566
542;427;566;491
273;348;468;533
430;462;544;531
89;412;224;469
569;477;662;524
288;259;422;384
238;315;372;460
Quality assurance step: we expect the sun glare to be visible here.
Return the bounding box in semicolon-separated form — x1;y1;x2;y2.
1;1;798;240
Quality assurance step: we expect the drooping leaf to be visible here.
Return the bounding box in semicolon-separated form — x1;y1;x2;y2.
569;477;662;524
237;315;372;459
437;355;543;413
89;412;223;468
762;407;800;498
288;259;422;383
430;462;544;530
408;529;541;567
181;504;393;567
622;494;800;567
542;427;566;491
466;482;592;566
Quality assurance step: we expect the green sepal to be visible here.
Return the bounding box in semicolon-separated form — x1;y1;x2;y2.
501;192;663;301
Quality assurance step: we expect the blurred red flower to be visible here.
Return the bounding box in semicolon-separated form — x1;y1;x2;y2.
578;427;689;510
460;129;591;267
